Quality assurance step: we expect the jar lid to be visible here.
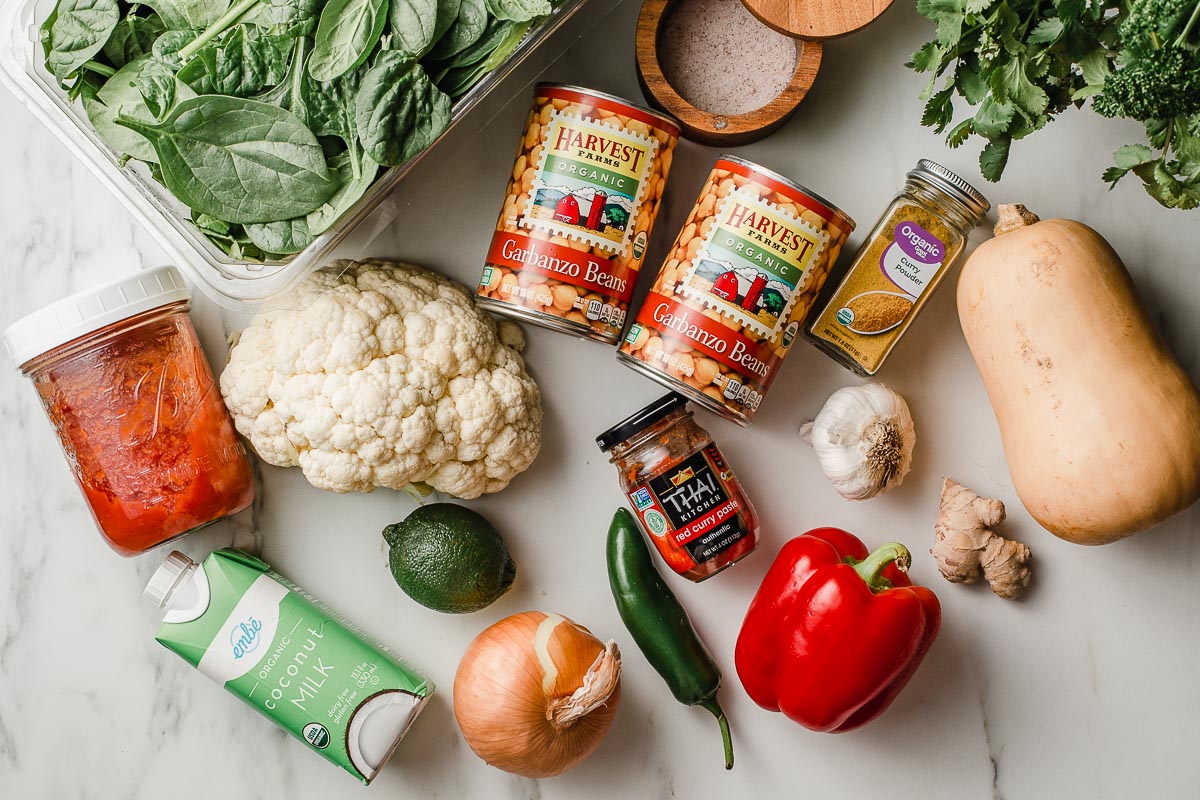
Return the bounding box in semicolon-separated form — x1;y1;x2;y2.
143;551;197;608
4;266;191;370
597;392;689;452
909;160;991;220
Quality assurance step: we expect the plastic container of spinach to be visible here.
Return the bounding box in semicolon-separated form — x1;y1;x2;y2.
0;0;588;308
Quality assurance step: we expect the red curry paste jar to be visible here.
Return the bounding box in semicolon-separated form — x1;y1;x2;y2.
4;267;254;556
597;392;759;581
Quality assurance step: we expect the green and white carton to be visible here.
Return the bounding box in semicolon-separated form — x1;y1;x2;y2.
145;548;432;785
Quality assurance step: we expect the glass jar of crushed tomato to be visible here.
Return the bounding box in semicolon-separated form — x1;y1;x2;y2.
597;393;759;581
4;267;254;556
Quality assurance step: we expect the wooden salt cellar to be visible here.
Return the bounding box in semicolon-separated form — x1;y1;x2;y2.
635;0;893;144
636;0;821;146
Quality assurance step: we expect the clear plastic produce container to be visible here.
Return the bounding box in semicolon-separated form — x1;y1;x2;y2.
0;0;588;309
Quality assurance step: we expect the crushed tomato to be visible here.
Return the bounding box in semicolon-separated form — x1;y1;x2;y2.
30;305;253;555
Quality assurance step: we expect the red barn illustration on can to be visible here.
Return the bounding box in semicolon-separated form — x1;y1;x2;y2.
554;194;581;224
712;270;739;302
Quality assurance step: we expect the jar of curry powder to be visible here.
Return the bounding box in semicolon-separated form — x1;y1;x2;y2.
807;160;990;376
598;392;759;582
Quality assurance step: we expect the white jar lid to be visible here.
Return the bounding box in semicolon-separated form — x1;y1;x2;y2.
4;266;191;370
144;551;197;608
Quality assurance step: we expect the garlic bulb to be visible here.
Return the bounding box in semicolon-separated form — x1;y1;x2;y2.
799;384;915;501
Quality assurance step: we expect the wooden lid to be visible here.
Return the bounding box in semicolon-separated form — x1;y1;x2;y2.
740;0;893;40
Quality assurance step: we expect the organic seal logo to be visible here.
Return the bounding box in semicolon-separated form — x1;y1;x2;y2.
229;617;264;660
836;308;855;326
303;722;331;749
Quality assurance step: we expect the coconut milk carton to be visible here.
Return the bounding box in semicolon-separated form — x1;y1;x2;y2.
145;549;431;784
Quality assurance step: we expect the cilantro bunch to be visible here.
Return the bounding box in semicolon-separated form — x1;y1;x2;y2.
910;0;1200;209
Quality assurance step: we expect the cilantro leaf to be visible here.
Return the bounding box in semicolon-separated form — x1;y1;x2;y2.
989;56;1050;120
922;85;957;132
979;138;1012;181
972;95;1016;136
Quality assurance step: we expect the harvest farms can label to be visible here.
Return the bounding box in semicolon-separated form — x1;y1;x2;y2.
619;156;855;425
477;84;680;343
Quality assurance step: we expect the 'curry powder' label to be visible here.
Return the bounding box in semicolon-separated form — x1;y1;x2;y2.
810;201;960;375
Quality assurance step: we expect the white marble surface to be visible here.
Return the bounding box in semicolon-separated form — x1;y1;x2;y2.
2;1;1199;797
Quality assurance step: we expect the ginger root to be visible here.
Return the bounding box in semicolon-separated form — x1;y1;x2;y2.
932;478;1032;600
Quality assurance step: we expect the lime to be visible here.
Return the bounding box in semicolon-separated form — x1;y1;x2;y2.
383;503;516;614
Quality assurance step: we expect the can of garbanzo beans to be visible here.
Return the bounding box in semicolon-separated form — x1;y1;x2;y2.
477;84;680;343
618;156;855;425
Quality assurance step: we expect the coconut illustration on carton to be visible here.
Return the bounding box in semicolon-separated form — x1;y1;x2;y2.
146;549;432;785
346;689;426;780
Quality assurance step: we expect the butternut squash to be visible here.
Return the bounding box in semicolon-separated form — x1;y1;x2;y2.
957;204;1200;545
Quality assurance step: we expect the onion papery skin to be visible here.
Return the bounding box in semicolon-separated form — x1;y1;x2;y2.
453;611;622;778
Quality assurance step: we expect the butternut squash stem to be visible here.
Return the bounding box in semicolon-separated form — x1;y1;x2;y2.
993;204;1041;236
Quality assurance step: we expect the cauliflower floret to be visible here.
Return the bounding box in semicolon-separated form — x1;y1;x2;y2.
220;259;542;498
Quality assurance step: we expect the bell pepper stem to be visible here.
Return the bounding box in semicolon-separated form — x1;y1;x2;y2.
851;542;911;592
699;698;734;770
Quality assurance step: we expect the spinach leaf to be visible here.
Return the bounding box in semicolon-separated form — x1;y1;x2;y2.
103;13;168;69
356;54;449;165
178;24;293;96
86;56;197;162
426;0;485;60
140;0;232;30
431;0;462;44
240;0;321;36
243;218;314;254
253;36;310;121
304;67;363;143
398;68;451;161
114;96;339;223
193;210;234;237
307;0;389;81
388;0;438;58
431;16;512;70
307;145;378;233
483;0;548;23
152;29;197;67
355;50;418;164
133;67;179;120
433;18;529;97
42;0;121;83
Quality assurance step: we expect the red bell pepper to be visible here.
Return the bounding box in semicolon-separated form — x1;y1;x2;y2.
734;528;941;733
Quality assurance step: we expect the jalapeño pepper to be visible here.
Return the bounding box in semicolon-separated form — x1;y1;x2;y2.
606;508;734;769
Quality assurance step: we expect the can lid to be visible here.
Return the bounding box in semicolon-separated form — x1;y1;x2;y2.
597;392;689;452
144;551;197;608
716;154;856;235
4;266;190;371
909;160;991;220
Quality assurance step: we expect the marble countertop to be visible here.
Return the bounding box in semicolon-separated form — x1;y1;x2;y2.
2;1;1198;797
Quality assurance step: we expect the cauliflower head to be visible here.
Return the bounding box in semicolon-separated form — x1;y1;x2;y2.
220;260;542;498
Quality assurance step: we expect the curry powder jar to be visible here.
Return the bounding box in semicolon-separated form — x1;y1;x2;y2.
807;160;989;376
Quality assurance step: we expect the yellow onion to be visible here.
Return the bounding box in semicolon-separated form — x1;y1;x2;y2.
453;610;622;778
